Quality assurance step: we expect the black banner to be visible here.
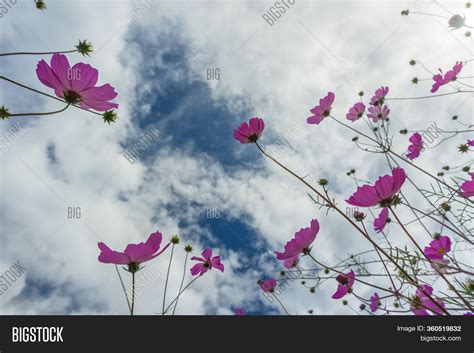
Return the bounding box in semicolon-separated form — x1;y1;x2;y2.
0;316;472;352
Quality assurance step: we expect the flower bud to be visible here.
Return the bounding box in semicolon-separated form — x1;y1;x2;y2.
35;0;47;10
318;178;329;186
76;39;94;57
459;144;469;153
353;211;366;221
103;110;118;124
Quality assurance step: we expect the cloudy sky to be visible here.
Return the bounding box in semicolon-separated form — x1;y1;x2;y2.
0;0;472;315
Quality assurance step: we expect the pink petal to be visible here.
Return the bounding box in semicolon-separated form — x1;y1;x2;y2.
124;243;154;263
36;59;64;92
331;284;349;299
145;231;163;253
190;263;207;276
346;185;380;207
201;248;213;260
50;53;72;90
69;63;98;92
374;208;389;233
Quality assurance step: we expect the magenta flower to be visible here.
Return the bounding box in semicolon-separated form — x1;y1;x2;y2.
190;248;224;276
346;167;407;207
424;235;451;261
346;102;365;122
412;285;445;316
374;208;389;233
233;117;265;144
467;140;474;147
36;53;118;111
260;278;277;293
431;62;463;93
307;92;335;125
283;255;299;269
353;210;366;221
332;270;355;299
406;132;423;160
443;62;463;82
461;173;474;198
367;104;390;122
370;293;380;313
98;231;170;270
369;86;389;106
275;219;320;260
235;308;246;316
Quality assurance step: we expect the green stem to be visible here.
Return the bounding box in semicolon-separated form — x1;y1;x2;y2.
329;115;468;199
254;142;449;314
162;277;199;315
0;49;77;57
3;104;70;117
385;91;474;101
114;265;131;314
308;254;446;315
272;293;290;315
389;206;472;311
131;271;136;316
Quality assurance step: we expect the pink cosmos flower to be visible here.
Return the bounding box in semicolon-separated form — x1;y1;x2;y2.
370;293;380;313
332;270;355;299
467;140;474;147
260;278;277;293
233;117;265;144
367;104;390;122
412;285;445;316
307;92;335;125
346;167;407;207
461;173;474;198
36;53;118;111
424;235;451;261
346;102;365;122
374;208;389;233
369;86;389;106
406;132;423;160
190;248;224;276
275;219;320;260
98;231;170;269
283;255;299;269
235;308;246;316
448;14;465;29
431;62;463;93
